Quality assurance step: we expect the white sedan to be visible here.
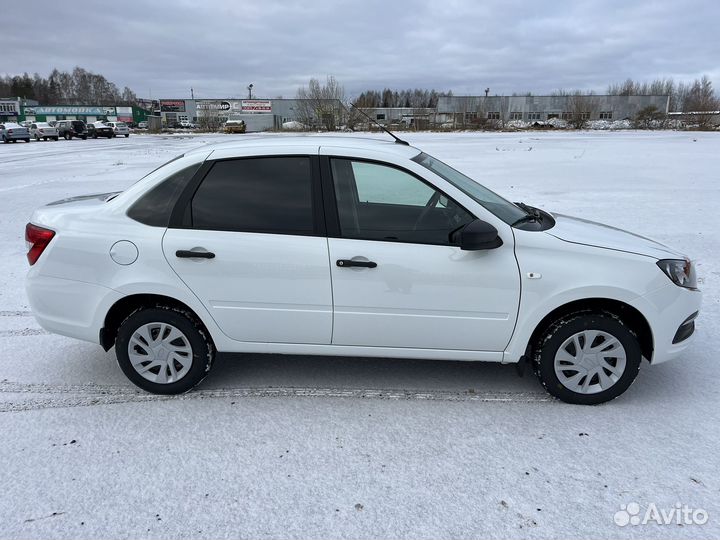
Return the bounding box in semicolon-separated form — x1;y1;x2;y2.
106;121;130;137
29;122;59;141
25;136;701;404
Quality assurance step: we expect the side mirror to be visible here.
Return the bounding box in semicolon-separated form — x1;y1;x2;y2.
459;219;503;250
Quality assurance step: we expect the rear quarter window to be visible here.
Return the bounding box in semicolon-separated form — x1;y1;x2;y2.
127;163;202;227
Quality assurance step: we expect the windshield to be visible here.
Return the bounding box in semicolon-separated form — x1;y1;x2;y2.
413;152;526;225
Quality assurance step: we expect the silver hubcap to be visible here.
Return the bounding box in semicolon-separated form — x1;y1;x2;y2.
554;330;627;394
128;322;193;384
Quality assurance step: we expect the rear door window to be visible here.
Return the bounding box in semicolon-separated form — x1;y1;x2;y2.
190;156;316;235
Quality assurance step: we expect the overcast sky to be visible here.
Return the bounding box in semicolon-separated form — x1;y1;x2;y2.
5;0;719;99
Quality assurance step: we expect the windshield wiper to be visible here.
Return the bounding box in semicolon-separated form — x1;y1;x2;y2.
512;202;542;227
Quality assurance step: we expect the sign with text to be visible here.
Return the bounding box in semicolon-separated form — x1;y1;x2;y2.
25;106;106;115
241;100;272;113
160;100;186;112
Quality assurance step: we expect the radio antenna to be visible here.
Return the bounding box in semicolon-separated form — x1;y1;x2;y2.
347;102;409;145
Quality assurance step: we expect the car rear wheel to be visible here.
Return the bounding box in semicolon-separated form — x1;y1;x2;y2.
124;134;129;137
115;306;215;394
534;312;641;405
35;134;40;141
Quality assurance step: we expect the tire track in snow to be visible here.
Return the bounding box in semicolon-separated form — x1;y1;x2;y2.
0;381;552;412
0;311;32;317
0;328;48;337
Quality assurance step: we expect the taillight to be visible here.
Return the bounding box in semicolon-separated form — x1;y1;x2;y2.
25;223;55;265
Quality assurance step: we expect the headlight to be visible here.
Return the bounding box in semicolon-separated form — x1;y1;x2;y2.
656;259;697;289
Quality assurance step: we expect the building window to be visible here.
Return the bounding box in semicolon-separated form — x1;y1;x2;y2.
464;111;477;122
561;112;573;120
581;111;591;120
487;111;500;120
547;113;559;120
510;112;523;120
376;113;385;120
527;112;541;121
599;111;613;120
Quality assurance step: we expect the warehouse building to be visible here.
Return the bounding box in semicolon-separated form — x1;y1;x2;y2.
156;98;342;131
436;95;670;125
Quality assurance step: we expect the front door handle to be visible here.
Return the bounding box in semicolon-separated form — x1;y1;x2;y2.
337;259;377;268
176;249;215;259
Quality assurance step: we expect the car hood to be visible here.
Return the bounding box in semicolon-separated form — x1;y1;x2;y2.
546;213;684;260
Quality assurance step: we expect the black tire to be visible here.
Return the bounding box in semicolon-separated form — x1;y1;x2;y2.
53;137;58;141
2;136;8;143
534;312;641;405
81;135;87;140
92;133;97;139
115;306;215;395
24;138;30;143
124;134;129;137
35;134;40;141
64;133;70;140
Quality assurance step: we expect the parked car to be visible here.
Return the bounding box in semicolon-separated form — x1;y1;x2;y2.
29;122;59;141
87;121;114;139
223;120;246;133
25;137;701;404
179;121;196;129
0;122;31;143
137;121;148;129
106;121;130;137
56;120;88;140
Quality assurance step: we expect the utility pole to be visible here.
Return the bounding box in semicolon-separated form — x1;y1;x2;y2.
247;84;253;99
190;87;194;99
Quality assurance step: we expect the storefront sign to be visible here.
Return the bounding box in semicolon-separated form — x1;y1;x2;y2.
25;106;106;115
160;100;186;112
197;100;232;111
241;99;272;112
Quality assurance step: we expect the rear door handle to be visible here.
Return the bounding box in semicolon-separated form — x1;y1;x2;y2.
336;259;377;268
176;249;215;259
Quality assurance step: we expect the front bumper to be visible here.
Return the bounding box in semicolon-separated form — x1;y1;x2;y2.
631;283;702;364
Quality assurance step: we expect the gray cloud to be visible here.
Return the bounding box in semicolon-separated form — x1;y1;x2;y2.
4;0;719;99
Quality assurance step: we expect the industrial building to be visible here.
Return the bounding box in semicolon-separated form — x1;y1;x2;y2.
4;93;683;132
434;94;670;126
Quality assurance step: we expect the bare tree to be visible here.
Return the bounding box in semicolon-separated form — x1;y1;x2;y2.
566;92;598;129
295;76;345;130
683;76;720;129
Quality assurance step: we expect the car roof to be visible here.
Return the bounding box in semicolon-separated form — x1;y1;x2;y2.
185;135;421;158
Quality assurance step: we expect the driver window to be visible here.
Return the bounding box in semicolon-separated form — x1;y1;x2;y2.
331;158;475;245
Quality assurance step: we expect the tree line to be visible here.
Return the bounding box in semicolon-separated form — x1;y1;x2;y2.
0;67;138;106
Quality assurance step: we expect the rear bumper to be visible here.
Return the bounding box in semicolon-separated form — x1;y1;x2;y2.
25;273;121;344
630;283;702;364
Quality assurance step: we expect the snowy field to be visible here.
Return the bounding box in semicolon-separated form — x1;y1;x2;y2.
0;131;718;539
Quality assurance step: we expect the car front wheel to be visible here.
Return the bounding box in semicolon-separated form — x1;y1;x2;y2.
534;312;641;405
115;307;215;394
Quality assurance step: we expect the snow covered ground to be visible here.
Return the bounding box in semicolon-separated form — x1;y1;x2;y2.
0;131;718;539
